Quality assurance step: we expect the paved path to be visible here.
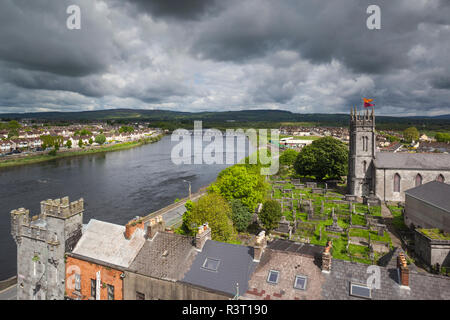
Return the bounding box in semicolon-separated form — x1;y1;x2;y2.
380;203;403;249
0;285;16;300
142;188;207;228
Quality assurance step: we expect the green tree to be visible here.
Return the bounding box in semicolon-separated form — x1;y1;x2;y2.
403;127;419;143
88;138;94;145
119;126;134;133
180;193;235;242
259;200;282;232
78;139;83;148
435;132;450;142
95;134;106;145
209;165;266;211
7;120;21;130
7;130;18;138
40;135;62;150
179;200;194;235
66;140;72;149
279;149;299;166
294;136;348;180
75;129;92;136
230;199;253;232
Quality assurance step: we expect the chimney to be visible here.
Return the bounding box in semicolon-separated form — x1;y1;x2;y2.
397;252;409;287
125;216;144;240
146;215;165;240
322;241;332;273
253;231;266;262
195;223;211;251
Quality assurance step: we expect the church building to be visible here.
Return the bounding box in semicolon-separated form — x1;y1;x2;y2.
347;107;450;202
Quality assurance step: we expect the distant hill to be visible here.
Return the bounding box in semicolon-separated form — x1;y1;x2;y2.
1;108;449;131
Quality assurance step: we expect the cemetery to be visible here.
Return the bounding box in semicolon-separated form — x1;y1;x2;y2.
269;176;392;265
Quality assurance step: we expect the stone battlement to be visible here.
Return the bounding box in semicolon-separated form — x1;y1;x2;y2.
350;106;374;125
11;197;84;242
40;196;84;217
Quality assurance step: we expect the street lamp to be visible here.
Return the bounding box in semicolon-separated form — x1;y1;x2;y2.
183;179;191;199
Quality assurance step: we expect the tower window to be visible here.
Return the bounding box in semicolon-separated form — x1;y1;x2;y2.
394;173;401;193
415;174;422;187
363;161;367;173
436;174;445;183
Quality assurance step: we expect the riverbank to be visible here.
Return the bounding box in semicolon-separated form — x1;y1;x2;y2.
0;134;163;169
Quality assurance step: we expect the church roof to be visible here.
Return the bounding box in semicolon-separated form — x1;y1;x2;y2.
374;152;450;170
405;181;450;213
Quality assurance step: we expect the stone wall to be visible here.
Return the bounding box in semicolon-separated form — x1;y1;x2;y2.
375;168;450;202
404;195;450;232
123;271;231;300
414;230;450;267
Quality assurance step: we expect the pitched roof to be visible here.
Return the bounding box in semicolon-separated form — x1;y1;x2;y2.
374;152;450;170
72;219;146;268
181;240;257;297
129;232;197;281
243;240;450;300
322;256;450;300
405;181;450;213
244;248;326;300
267;238;324;257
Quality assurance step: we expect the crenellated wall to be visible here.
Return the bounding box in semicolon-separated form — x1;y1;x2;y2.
10;197;84;300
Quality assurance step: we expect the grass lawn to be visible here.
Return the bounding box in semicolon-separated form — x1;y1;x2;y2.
0;135;162;168
351;214;366;226
267;176;392;265
418;228;450;240
388;205;408;231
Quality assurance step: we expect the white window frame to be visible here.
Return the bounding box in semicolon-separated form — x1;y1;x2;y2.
267;270;280;284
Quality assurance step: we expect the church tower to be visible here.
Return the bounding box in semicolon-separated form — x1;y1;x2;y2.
347;106;376;197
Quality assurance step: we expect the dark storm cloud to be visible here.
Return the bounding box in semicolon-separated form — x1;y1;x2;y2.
0;0;449;115
191;0;450;75
0;0;119;77
124;0;223;20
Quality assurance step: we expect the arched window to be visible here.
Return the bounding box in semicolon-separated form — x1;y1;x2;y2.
436;174;445;183
415;174;423;187
394;173;401;192
363;161;367;173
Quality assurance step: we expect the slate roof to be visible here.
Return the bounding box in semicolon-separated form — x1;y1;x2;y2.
129;232;197;281
322;253;450;300
268;238;324;258
404;181;450;213
244;240;450;300
181;240;257;297
244;248;326;300
374;152;450;170
72;219;146;268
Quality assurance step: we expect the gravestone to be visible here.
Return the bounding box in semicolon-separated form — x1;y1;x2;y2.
326;208;343;233
306;182;317;188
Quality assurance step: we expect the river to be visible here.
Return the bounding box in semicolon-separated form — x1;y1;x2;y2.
0;134;255;279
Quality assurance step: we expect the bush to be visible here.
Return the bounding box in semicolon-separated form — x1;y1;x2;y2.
259;199;282;232
95;134;106;145
231;199;253;232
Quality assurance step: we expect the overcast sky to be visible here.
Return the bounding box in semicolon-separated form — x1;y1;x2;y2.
0;0;449;116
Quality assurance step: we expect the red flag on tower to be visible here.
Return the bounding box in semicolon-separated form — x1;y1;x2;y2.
363;98;375;107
